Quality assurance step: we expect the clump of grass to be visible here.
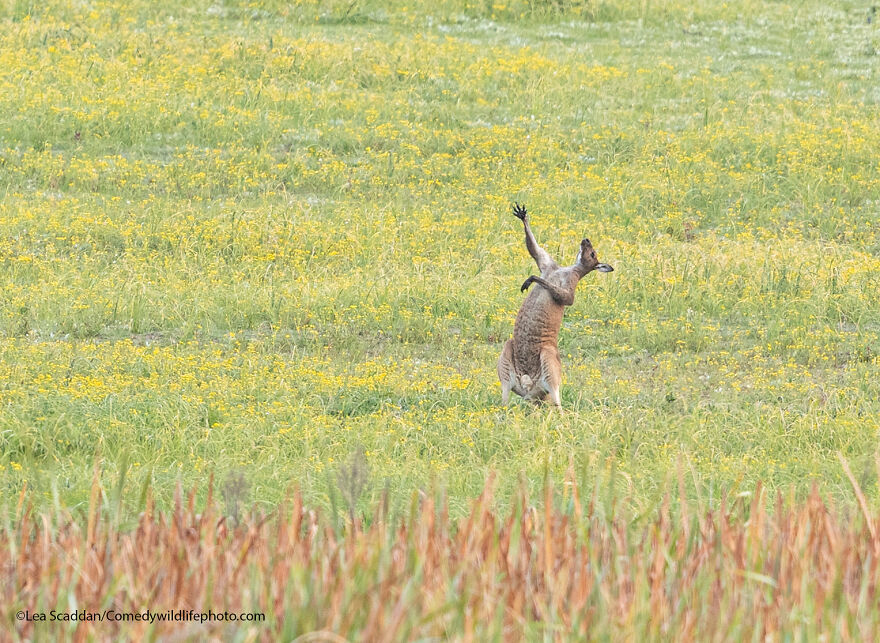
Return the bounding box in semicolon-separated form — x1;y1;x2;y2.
4;465;880;640
221;468;250;524
335;444;370;523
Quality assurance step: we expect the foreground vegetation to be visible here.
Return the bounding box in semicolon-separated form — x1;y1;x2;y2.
6;467;880;640
2;0;880;517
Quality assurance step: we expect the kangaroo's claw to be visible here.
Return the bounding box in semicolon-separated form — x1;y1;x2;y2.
521;276;535;292
512;202;527;220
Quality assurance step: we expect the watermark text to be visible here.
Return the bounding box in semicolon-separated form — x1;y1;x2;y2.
17;609;265;624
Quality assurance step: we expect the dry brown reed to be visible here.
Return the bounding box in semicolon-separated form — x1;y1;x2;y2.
3;466;880;641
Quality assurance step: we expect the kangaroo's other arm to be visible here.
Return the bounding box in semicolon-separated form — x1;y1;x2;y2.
512;203;555;273
520;275;575;306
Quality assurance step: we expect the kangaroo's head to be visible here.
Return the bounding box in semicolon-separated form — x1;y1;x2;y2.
575;238;614;274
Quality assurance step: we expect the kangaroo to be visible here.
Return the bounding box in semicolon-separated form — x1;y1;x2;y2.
497;203;613;408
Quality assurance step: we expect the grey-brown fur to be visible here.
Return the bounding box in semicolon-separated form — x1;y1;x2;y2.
497;203;613;407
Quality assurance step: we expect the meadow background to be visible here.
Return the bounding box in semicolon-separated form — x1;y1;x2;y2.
1;0;880;523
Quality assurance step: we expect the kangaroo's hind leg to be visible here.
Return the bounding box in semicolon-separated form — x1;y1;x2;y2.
497;339;517;405
539;346;563;408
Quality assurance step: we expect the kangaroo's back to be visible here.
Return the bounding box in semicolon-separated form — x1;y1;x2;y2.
512;280;565;375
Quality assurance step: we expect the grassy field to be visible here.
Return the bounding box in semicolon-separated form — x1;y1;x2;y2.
1;0;880;526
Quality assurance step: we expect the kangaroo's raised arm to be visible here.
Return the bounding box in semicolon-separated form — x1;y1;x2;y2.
512;203;556;274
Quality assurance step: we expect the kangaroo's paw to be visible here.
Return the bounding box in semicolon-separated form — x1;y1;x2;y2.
521;276;536;292
512;202;527;221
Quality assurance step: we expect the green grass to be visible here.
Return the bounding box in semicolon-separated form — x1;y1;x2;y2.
1;0;879;519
